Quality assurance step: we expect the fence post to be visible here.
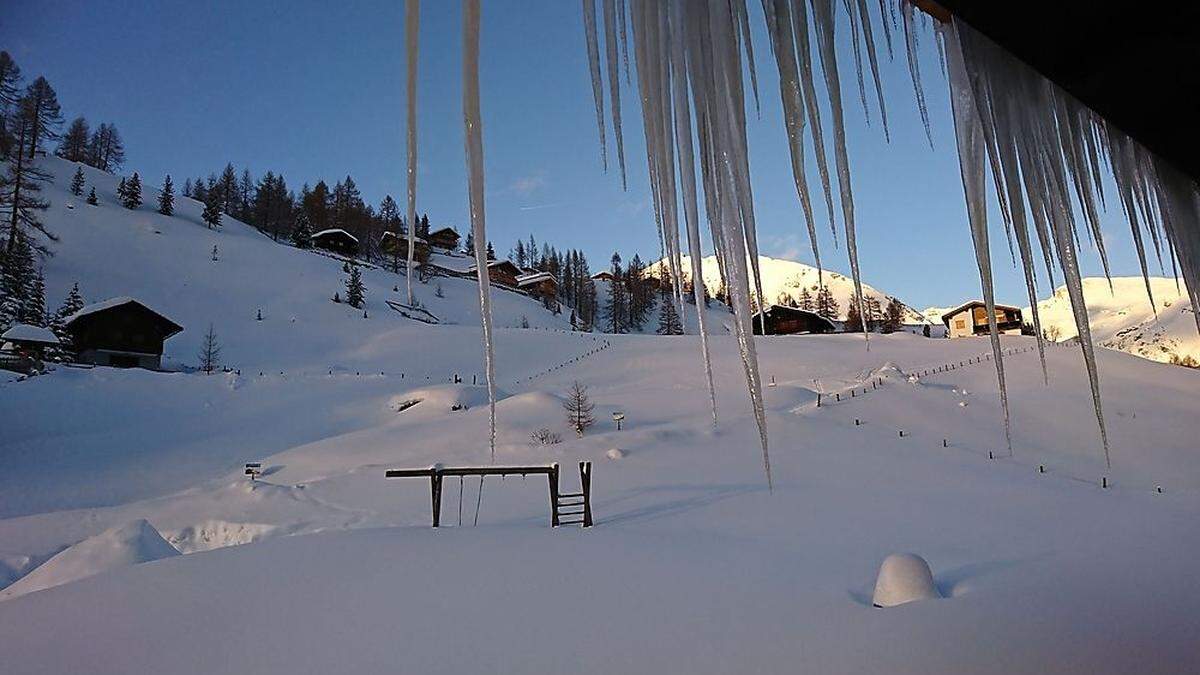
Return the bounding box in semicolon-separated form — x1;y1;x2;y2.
549;464;560;527
580;461;593;527
431;471;444;528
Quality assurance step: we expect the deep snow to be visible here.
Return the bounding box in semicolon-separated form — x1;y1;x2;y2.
1;157;1199;674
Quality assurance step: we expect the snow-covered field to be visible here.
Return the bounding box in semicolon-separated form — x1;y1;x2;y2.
2;158;1199;673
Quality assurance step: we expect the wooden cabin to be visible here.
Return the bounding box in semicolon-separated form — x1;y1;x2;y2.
379;232;430;263
941;301;1024;338
64;297;183;369
309;229;359;257
469;260;523;288
427;227;461;251
1;323;61;359
517;271;559;304
591;270;615;282
752;305;836;335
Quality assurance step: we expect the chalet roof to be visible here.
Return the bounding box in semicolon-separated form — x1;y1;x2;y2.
516;271;557;287
310;228;359;243
591;270;615;280
1;323;60;345
467;259;522;274
939;300;1023;324
380;231;427;244
65;297;183;337
428;227;460;239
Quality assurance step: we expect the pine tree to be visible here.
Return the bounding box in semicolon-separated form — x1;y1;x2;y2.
182;178;192;198
157;175;174;215
122;172;142;209
797;287;814;311
3;98;55;250
562;380;595;437
50;282;84;348
514;239;527;268
656;295;683;335
70;166;85;196
20;77;63;159
202;187;222;229
605;252;627;333
211;244;219;261
218;163;238;215
86;186;97;205
844;293;863;332
815;285;839;320
56;117;90;162
238;168;254;222
86;123;124;172
0;234;33;330
197;323;221;374
463;230;475;255
0;51;22;159
486;241;496;261
883;298;905;333
345;265;365;308
19;265;46;327
291;210;313;248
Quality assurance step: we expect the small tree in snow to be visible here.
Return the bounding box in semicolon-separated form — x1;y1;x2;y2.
121;172;142;209
656;295;683;335
529;428;563;446
157;174;175;216
202;188;222;228
198;323;222;374
70;167;85;196
345;265;365;309
563;380;595;437
86;187;98;205
210;244;219;262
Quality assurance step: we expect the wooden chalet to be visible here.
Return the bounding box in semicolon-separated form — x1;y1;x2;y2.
517;271;559;303
591;270;615;282
1;323;60;359
941;301;1024;338
309;229;359;256
64;297;183;369
469;260;523;288
379;232;430;263
752;305;836;335
426;227;461;251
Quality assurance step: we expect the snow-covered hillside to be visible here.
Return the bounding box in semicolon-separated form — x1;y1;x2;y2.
31;156;570;372
1028;277;1199;365
648;254;929;323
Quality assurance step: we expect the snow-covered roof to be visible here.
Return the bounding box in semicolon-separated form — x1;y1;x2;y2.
427;227;459;238
467;260;521;273
516;271;557;286
0;323;60;345
64;297;181;334
939;300;1023;323
380;231;427;244
310;229;359;243
591;271;615;280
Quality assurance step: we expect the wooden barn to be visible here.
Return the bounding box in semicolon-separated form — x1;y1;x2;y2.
941;301;1024;338
469;260;523;288
427;227;461;251
309;229;359;257
379;232;430;263
752;305;836;335
1;323;61;359
517;271;558;304
64;297;183;369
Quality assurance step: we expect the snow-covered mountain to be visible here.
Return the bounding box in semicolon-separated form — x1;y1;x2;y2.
647;255;929;323
1028;277;1198;366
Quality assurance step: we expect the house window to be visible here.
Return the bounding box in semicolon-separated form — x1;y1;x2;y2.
954;319;966;330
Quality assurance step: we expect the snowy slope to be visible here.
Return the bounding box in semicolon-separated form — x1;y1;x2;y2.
648;254;929;323
1028;277;1199;365
32;156;570;372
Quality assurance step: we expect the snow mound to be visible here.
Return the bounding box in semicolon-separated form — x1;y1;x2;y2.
167;520;277;554
872;553;942;608
387;384;505;416
2;519;179;600
606;448;626;460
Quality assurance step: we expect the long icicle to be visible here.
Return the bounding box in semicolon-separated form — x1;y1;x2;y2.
462;0;497;461
582;0;608;171
603;0;628;189
404;0;420;306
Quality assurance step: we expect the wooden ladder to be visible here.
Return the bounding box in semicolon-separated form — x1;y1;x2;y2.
551;461;593;528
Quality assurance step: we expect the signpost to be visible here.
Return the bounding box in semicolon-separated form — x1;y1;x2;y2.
612;411;625;431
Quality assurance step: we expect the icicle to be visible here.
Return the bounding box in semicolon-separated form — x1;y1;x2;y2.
618;0;630;84
733;0;762;117
942;19;1012;455
669;0;718;424
766;0;822;279
876;0;893;58
462;0;497;461
856;0;890;141
844;0;870;125
404;0;420;307
790;0;839;247
582;0;608;171
901;0;933;147
811;0;870;346
603;0;628;189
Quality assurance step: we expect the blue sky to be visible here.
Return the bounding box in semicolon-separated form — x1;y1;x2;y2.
5;0;1157;309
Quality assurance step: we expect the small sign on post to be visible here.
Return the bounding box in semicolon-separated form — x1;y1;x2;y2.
245;462;263;481
612;411;625;431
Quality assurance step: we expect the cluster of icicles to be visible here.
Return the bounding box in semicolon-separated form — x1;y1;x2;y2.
412;0;1199;479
